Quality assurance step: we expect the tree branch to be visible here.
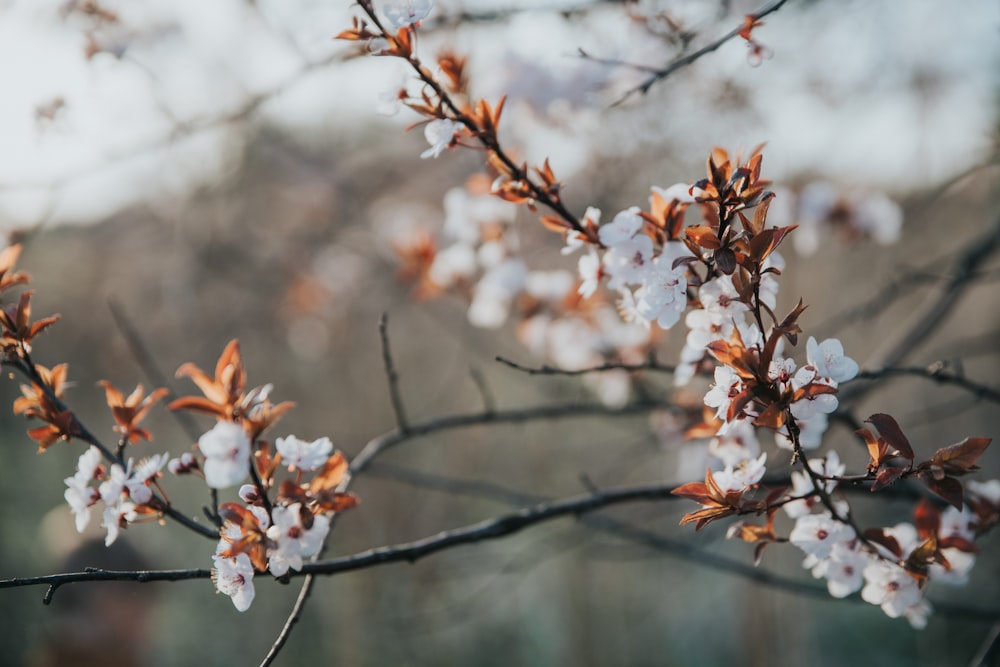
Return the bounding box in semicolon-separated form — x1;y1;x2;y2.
582;0;790;107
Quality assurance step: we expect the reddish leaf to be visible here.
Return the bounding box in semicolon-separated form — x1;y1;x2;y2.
928;437;991;475
913;498;940;539
685;226;721;250
863;528;902;559
923;475;964;510
866;413;914;461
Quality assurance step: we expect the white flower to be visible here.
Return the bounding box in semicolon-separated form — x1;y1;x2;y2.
930;548;976;586
212;553;256;612
383;0;433;31
577;249;601;298
704;365;742;421
421;118;459;159
125;453;169;505
783;451;846;518
708;419;760;469
903;598;932;629
99;461;129;505
775;412;829;451
199;421;251;489
712;453;767;492
806;336;858;383
428;243;477;288
938;505;976;542
861;560;923;618
597;207;643;247
789;371;839;421
650;182;694;205
525;270;574;303
853;191;903;245
699;276;748;325
768;356;797;385
789;513;851;560
64;447;103;532
808;539;867;598
634;245;689;330
101;500;136;547
967;479;1000;504
602;234;653;291
168;451;198;475
266;504;330;576
467;259;527;329
276;435;334;472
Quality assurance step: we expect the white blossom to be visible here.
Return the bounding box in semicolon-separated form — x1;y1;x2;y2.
789;513;851;560
712;452;767;492
266;504;331;577
806;336;859;383
634;244;689;329
212;553;256;612
383;0;433;31
276;435;334;472
861;560;923;618
199;421;251;489
421;118;459;159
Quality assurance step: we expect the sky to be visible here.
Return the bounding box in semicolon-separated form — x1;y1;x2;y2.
0;0;997;227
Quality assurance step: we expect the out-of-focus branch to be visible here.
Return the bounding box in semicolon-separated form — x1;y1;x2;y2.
379;313;409;432
495;354;675;376
856;364;1000;404
579;0;789;106
842;208;1000;404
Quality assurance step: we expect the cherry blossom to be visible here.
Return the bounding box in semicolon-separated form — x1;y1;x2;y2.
634;245;689;329
198;420;251;489
861;560;923;619
602;235;654;291
101;499;136;547
967;479;1000;504
421;119;459;159
698;276;748;325
712;453;767;493
782;451;846;518
806;337;859;383
212;553;256;612
63;446;103;532
167;451;198;475
806;539;867;598
597;207;643;247
266;504;331;577
789;513;852;560
383;0;433;31
124;452;169;504
704;365;743;422
708;419;761;468
276;435;334;472
577;249;601;298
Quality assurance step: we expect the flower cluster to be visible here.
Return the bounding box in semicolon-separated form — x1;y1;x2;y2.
63;445;169;545
168;341;358;610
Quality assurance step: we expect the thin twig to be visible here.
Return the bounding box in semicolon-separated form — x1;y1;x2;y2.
495;355;675;376
586;0;790;107
856;364;1000;404
379;313;409;432
468;367;495;414
968;621;1000;667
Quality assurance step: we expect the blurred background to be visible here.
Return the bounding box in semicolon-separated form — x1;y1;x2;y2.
0;0;999;665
